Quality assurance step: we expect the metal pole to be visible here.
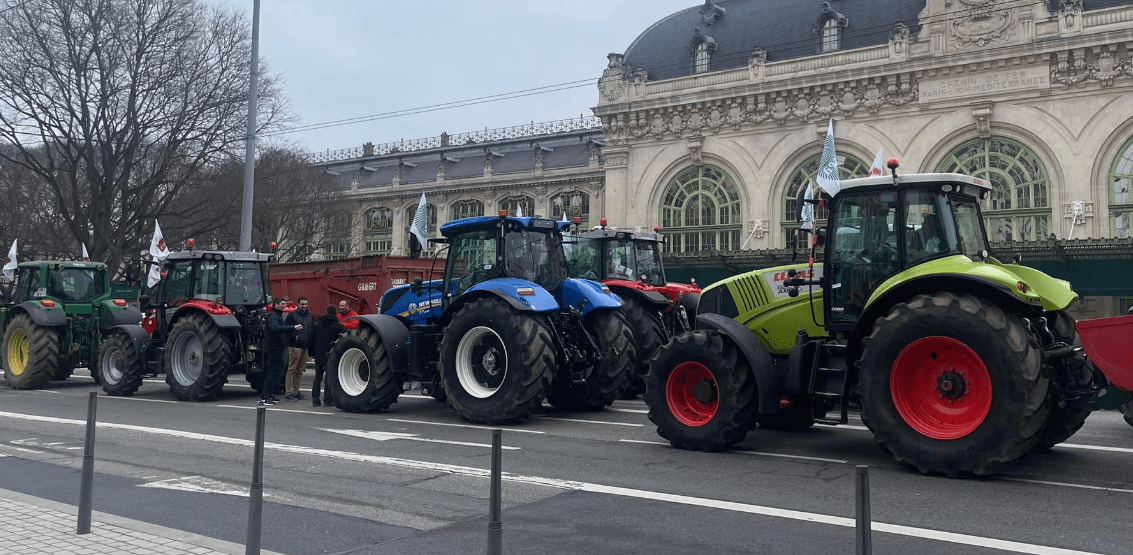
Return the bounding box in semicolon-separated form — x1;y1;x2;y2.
245;406;267;555
855;465;872;555
77;391;97;534
239;0;261;252
487;429;502;555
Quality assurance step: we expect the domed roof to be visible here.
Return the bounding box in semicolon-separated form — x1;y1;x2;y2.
624;0;925;81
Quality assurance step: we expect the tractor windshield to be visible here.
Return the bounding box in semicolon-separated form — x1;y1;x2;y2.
47;267;106;303
603;239;666;286
565;237;602;281
632;240;666;286
227;261;270;305
904;189;988;264
951;196;989;260
503;227;568;290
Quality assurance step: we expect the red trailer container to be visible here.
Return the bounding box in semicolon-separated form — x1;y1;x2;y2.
269;255;441;315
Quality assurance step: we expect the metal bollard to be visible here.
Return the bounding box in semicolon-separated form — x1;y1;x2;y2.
487;429;503;555
245;406;267;555
77;392;97;534
855;465;872;555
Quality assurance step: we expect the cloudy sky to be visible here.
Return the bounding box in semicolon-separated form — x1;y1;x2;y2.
206;0;696;154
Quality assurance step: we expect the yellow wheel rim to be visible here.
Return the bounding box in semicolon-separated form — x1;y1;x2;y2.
7;329;28;376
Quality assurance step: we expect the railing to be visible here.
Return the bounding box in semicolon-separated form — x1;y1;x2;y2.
307;116;603;164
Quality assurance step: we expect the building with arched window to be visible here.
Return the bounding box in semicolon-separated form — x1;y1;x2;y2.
313;0;1133;318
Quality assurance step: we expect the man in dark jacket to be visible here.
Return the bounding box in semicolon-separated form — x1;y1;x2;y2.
262;297;301;406
309;304;345;406
283;297;316;401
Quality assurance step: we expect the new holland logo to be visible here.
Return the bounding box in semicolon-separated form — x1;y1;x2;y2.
407;298;442;314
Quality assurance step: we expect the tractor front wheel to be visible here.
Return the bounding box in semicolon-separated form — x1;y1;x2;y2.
859;293;1049;477
325;327;402;413
99;333;144;396
2;314;60;390
165;314;233;401
439;298;555;425
1031;310;1096;451
546;309;635;410
643;330;756;451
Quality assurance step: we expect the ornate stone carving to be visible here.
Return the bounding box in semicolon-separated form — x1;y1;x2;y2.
748;47;767;80
687;138;704;165
599;53;627;103
749;219;766;240
1050;51;1131;87
700;0;725;25
972;103;994;137
950;4;1017;49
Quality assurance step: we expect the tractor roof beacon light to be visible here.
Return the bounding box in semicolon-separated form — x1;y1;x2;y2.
600;217;608;229
887;157;900;179
187;238;196;249
269;241;278;251
499;210;507;218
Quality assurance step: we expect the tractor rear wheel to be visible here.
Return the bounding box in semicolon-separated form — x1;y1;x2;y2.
165;314;233;401
859;293;1049;477
439;297;555;425
325;327;403;413
618;297;665;399
643;330;756;451
1031;310;1095;451
99;333;144;396
2;314;59;390
546;309;635;410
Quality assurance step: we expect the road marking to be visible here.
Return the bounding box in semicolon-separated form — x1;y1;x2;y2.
607;407;649;414
534;416;643;427
815;423;871;432
216;404;334;415
617;440;848;464
1003;478;1133;494
1056;443;1133;455
139;476;255;497
102;396;181;404
321;428;520;450
384;417;545;434
0;410;1117;555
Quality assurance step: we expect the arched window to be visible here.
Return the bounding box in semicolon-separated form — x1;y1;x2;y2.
821;18;840;52
363;207;392;254
781;153;868;249
498;195;534;217
550;191;590;228
694;41;710;73
450;199;484;221
659;165;742;253
935;137;1051;242
1109;135;1133;239
403;204;437;252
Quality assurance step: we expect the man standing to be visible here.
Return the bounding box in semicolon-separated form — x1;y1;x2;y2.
337;299;359;330
310;304;345;406
262;297;300;406
283;296;315;401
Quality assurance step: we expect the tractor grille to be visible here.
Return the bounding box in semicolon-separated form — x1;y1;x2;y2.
729;275;768;314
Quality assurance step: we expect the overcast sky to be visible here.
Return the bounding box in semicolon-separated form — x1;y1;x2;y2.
206;0;695;155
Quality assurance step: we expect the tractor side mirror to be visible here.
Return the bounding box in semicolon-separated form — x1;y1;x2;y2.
410;277;423;294
139;294;152;310
815;227;827;247
124;262;140;283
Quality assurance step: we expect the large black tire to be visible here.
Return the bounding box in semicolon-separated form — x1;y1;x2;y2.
2;314;60;390
98;333;145;396
325;327;402;413
1032;310;1095;451
546;309;635;410
859;293;1050;477
439;297;555;425
643;330;757;451
618;297;665;399
1122;398;1133;428
164;314;233;402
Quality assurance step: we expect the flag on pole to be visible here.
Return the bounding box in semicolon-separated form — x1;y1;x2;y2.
868;147;884;176
409;193;429;251
799;180;816;231
561;212;568;222
3;239;17;281
81;243;90;261
147;221;171;288
516;205;524;218
815;119;841;197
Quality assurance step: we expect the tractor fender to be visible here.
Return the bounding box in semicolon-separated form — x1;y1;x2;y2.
695;312;780;415
609;286;670;310
106;323;152;354
170;306;242;330
560;278;622;316
352;314;410;374
442;289;551;327
100;305;144;329
14;301;68;328
466;278;559;312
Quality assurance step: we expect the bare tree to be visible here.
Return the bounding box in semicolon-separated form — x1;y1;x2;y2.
0;0;290;275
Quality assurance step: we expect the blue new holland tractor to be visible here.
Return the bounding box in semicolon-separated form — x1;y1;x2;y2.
325;213;636;425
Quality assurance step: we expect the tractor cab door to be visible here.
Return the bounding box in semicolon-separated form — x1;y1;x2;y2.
443;229;499;307
825;190;899;328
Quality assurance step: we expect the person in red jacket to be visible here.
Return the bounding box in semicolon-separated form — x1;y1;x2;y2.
337;299;359;330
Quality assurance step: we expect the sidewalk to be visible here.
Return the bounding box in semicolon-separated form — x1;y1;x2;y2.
0;487;286;555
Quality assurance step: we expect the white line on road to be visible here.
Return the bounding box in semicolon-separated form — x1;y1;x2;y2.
617;440;848;464
0;410;1116;555
815;423;871;432
1056;442;1133;455
1003;478;1133;494
618;439;668;446
321;428;520;450
607;407;649;414
215;404;334;415
383;417;545;434
534;416;643;427
101;396;181;404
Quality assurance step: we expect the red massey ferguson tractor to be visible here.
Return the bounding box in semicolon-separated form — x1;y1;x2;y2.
98;249;276;401
566;220;700;396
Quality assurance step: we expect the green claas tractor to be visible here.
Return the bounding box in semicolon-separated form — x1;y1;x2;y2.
645;163;1102;476
1;261;142;389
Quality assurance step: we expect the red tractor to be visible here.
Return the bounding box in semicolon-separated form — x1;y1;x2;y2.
100;249;276;401
566;220;700;396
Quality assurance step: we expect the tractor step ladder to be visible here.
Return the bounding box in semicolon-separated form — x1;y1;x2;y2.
812;343;850;425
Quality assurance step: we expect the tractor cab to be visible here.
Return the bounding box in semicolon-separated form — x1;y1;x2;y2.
566;224;667;286
156;251;273;309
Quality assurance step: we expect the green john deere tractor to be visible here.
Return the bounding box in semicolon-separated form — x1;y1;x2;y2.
1;261;143;389
645;164;1097;476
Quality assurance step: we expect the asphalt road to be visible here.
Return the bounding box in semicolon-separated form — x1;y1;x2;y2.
2;370;1132;555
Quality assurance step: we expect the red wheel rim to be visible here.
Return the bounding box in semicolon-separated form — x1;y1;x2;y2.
666;362;719;427
890;336;993;440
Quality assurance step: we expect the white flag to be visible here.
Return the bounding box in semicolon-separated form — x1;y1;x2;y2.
561;212;568;222
868;147;884;177
409;193;429;251
81;243;90;261
815;120;841;197
147;221;171;288
3;239;17;281
516;205;524;218
800;181;815;231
